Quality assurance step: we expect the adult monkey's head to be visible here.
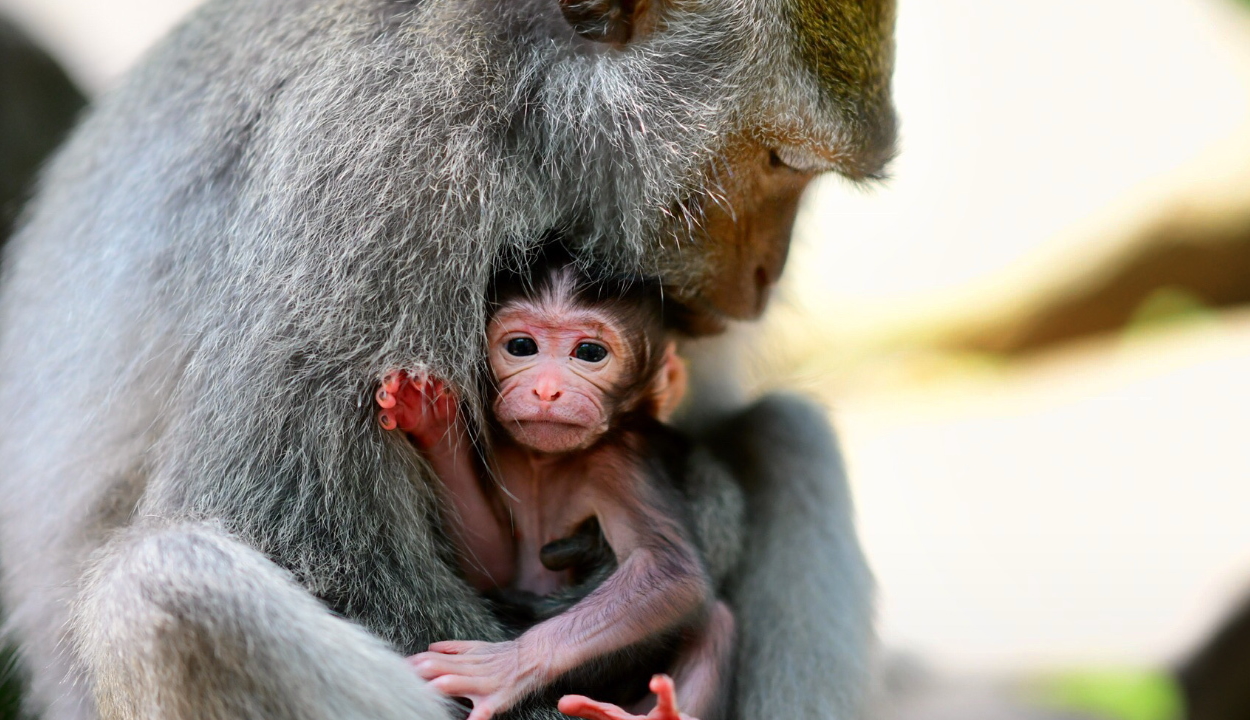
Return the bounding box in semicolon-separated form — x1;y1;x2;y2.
534;0;897;333
91;0;900;396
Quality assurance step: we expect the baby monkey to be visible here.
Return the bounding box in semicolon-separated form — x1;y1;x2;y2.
375;256;737;720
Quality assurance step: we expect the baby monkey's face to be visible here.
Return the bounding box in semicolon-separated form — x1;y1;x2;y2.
487;299;635;454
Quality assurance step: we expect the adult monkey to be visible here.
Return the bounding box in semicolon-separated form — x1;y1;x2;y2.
0;1;895;720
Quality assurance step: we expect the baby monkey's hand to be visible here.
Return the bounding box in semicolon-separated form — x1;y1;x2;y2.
375;370;457;448
559;675;698;720
410;640;545;720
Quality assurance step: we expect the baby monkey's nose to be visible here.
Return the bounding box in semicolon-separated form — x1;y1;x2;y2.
533;375;562;402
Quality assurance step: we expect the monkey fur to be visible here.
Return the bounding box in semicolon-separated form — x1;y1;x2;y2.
385;255;743;719
0;1;894;719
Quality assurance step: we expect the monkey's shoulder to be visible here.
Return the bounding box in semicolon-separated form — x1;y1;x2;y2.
611;413;694;481
613;414;739;506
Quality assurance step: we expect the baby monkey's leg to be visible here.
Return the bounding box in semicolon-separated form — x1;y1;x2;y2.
557;602;735;720
666;601;735;720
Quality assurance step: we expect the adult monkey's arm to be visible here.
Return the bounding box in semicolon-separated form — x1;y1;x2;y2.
0;1;896;719
715;398;874;719
682;332;875;720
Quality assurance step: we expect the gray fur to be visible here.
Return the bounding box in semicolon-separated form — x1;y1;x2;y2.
705;395;876;720
0;0;891;718
682;446;746;588
77;523;453;720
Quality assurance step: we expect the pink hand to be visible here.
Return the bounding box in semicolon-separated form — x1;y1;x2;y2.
559;675;698;720
375;370;457;448
409;640;541;720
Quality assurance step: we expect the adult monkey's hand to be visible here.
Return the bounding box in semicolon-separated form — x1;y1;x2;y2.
0;1;895;720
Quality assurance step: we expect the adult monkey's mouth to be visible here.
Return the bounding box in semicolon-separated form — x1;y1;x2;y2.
661;118;896;336
667;291;767;337
658;139;819;336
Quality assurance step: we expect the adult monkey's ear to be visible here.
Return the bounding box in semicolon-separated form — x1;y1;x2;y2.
558;0;656;44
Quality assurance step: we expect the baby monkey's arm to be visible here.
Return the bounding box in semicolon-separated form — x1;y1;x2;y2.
376;371;511;590
412;473;713;720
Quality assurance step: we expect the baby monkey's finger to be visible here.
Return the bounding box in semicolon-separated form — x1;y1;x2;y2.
429;674;490;701
380;372;403;394
377;410;398;431
557;695;637;720
650;675;681;720
375;385;398;409
466;702;501;720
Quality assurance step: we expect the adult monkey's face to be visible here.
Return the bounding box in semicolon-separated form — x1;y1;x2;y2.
691;0;897;332
566;0;898;333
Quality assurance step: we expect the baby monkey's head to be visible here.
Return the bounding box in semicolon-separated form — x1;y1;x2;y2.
486;253;684;454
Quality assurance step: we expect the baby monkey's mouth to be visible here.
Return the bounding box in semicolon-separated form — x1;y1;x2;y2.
497;402;602;429
506;419;604;455
513;419;583;430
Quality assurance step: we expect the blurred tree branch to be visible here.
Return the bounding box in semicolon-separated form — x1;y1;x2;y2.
946;204;1250;356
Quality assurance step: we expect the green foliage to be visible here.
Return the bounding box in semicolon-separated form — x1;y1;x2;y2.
1124;286;1217;336
1029;669;1183;720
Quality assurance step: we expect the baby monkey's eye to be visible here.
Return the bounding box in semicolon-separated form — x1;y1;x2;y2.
573;342;608;363
506;337;538;356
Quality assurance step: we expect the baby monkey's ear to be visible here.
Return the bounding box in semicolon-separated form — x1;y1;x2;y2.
650;341;687;422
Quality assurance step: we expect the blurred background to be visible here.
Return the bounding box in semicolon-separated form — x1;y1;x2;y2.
3;0;1250;719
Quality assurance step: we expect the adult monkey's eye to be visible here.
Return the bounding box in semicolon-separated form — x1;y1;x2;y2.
506;337;538;356
573;342;608;363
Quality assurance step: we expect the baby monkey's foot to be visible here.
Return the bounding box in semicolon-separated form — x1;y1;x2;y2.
375;370;457;449
559;675;697;720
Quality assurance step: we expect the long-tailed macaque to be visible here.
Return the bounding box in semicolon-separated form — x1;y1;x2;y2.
376;257;739;720
0;0;895;719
